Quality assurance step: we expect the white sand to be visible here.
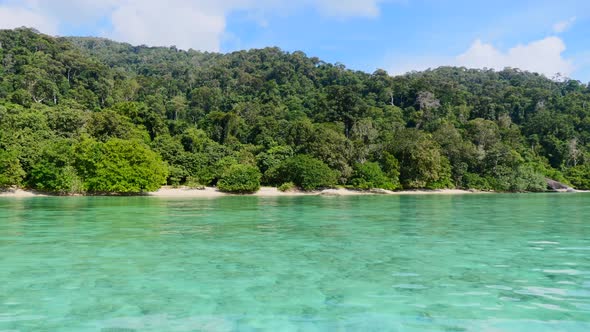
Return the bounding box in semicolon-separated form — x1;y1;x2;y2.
147;186;480;197
0;186;534;198
0;189;47;197
149;186;321;197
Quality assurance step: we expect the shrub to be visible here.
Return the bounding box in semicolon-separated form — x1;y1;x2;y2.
257;145;294;175
529;161;571;186
463;172;492;191
267;155;338;191
167;165;187;187
75;138;168;193
177;152;215;186
185;176;206;190
278;182;296;192
392;129;452;189
350;162;397;190
511;165;547;192
425;158;454;189
566;165;590;190
380;152;401;188
28;140;83;194
217;164;261;193
30;163;83;194
483;165;547;192
0;150;25;189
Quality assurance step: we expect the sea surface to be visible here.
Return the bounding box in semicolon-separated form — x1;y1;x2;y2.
1;194;590;331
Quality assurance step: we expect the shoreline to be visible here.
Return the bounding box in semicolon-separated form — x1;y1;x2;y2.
148;187;483;198
2;186;586;198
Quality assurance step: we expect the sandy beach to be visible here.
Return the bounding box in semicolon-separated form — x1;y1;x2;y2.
1;186;587;198
145;186;488;197
0;186;485;198
0;189;48;197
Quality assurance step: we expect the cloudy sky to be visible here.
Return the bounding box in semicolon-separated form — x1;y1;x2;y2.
1;0;589;81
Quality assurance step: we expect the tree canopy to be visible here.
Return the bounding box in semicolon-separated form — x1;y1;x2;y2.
1;28;590;193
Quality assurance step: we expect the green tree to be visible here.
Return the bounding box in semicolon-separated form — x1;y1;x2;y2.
433;123;478;187
29;139;83;194
0;150;25;189
391;129;453;189
86;110;149;142
305;124;353;182
268;155;338;191
566;165;590;190
350;162;397;190
217;164;261;193
75;138;168;193
511;165;547;192
257;145;294;176
2;29;590;194
380;152;402;189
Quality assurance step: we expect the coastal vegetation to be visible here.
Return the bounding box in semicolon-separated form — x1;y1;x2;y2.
217;164;261;193
1;28;590;194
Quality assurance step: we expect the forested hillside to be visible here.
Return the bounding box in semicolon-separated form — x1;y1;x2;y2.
1;28;590;194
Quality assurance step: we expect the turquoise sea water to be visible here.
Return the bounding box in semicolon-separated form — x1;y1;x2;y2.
1;194;590;331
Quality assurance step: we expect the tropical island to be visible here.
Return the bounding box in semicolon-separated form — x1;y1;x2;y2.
1;28;589;196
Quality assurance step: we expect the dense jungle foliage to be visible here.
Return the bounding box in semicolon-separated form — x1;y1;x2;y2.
1;28;590;193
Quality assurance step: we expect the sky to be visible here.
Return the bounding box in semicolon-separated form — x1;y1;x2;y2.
1;0;589;82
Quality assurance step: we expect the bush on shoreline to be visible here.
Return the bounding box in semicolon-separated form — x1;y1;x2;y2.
266;155;338;191
217;164;261;193
278;182;296;192
350;162;399;190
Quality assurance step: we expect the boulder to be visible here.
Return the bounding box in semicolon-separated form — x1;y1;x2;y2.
545;178;574;191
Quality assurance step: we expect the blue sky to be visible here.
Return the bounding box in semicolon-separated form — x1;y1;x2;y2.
1;0;589;81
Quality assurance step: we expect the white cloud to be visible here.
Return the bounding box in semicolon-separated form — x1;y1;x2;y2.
244;0;393;19
0;4;58;34
553;17;576;33
389;37;574;79
313;0;387;18
0;0;389;51
387;55;453;76
457;37;573;77
109;1;226;51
